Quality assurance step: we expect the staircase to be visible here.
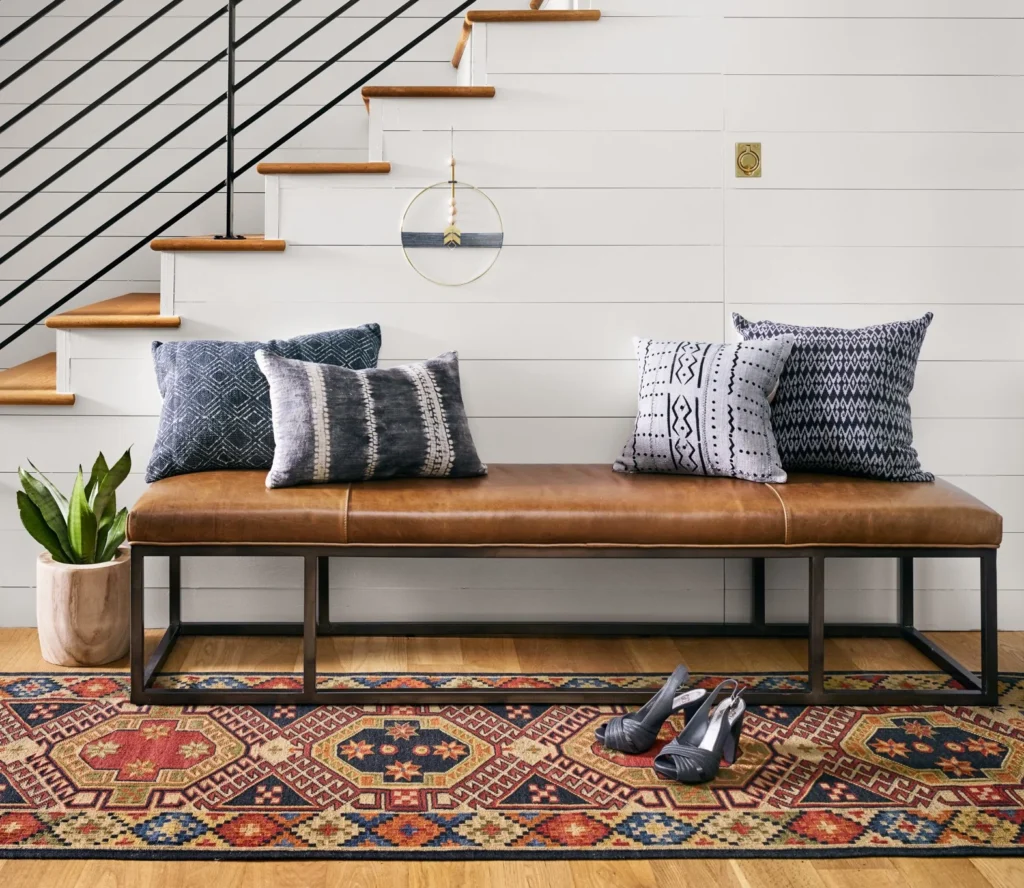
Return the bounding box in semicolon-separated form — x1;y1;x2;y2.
5;0;715;629
0;2;601;406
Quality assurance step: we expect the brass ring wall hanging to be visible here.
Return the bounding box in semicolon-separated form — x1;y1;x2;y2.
400;129;504;287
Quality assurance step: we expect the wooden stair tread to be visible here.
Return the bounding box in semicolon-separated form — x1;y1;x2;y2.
256;161;391;175
150;235;286;252
454;9;601;66
46;293;179;329
0;354;74;406
361;85;495;111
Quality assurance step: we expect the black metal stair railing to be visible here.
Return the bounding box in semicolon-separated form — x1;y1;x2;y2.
0;0;71;52
0;0;308;238
0;0;477;353
0;0;187;136
0;0;371;273
0;0;125;91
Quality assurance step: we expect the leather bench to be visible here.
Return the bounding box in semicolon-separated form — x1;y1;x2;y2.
127;465;1002;707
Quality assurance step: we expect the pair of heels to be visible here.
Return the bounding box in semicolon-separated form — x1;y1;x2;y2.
596;665;747;784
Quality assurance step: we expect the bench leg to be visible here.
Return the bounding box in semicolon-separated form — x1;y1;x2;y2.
130;548;146;704
303;555;318;701
897;552;996;702
808;555;826;701
317;556;330;634
751;557;766;628
898;556;914;628
981;549;999;703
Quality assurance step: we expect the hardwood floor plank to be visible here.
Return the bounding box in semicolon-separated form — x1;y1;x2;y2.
651;860;746;887
893;858;994;888
810;857;906;888
969;858;1024;888
1;859;86;888
459;636;521;672
733;858;830;888
567;859;659;888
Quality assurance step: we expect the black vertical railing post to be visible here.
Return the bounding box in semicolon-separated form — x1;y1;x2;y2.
219;0;244;239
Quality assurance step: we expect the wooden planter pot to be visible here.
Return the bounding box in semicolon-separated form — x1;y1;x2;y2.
36;548;130;667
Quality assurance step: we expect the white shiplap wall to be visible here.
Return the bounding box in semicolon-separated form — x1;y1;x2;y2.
1;0;1021;634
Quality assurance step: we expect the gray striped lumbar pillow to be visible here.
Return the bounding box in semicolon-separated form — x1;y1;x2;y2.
614;336;794;483
255;349;486;487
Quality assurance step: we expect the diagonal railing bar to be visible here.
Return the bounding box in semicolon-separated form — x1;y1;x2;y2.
0;0;124;93
0;0;70;51
0;0;398;291
0;0;476;352
0;0;321;198
0;1;239;189
0;0;311;236
0;0;187;137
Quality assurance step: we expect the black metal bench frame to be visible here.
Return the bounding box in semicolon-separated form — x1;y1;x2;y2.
130;545;998;707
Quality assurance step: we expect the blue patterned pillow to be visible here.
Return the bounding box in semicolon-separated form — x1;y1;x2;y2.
146;325;381;482
732;313;933;482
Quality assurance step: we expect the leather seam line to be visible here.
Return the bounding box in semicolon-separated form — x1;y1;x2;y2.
341;484;351;544
765;483;790;545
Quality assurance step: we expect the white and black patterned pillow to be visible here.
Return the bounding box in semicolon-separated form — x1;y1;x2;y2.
732;313;934;482
614;336;794;483
146;325;381;482
256;350;486;487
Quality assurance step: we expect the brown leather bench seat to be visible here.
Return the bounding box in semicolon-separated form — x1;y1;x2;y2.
127;464;1002;549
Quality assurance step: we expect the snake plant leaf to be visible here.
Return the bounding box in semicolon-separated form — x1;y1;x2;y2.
67;468;97;563
97;507;128;564
93;447;131;527
85;452;109;504
18;468;75;564
17;491;71;564
26;459;68;512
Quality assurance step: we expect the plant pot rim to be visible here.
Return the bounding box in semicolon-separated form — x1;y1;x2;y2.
37;547;129;570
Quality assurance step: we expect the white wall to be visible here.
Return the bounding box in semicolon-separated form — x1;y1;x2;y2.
1;0;1022;634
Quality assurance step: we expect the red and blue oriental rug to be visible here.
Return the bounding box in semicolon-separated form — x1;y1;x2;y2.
0;670;1023;860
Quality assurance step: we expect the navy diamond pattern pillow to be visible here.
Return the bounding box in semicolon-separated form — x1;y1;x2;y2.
732;313;933;482
146;324;382;482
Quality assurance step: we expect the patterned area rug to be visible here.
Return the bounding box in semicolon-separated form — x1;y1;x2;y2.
1;671;1023;860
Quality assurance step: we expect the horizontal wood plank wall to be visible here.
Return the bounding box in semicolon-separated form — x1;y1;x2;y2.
722;2;1024;628
2;1;1022;632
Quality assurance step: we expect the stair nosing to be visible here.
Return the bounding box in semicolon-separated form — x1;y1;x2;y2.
256;161;391;176
360;85;495;111
0;353;75;407
150;235;286;252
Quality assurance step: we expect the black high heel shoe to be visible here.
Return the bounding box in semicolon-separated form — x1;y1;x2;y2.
595;665;708;754
653;679;746;784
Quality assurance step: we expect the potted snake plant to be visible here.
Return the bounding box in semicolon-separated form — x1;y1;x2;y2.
17;449;132;666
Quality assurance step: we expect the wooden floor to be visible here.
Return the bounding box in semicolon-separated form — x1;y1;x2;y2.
1;628;1022;887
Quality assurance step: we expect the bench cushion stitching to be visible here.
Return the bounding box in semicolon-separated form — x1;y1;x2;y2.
765;483;790;545
341;484;351;544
